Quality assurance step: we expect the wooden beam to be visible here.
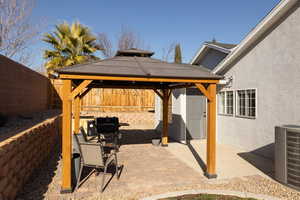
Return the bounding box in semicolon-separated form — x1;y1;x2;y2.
60;74;220;84
61;79;72;193
74;96;80;134
168;83;193;89
162;89;170;146
205;83;217;179
90;85;163;90
153;89;163;100
79;87;92;99
195;83;212;101
70;80;92;100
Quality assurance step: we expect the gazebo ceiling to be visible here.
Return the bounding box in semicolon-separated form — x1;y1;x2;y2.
56;49;222;81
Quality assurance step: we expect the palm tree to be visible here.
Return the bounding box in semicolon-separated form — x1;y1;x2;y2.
43;22;101;72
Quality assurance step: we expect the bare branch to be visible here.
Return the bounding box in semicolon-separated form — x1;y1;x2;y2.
97;32;113;58
117;26;143;50
161;42;176;62
0;0;40;65
96;26;150;58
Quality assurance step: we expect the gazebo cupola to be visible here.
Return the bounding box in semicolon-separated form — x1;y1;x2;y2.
115;48;154;57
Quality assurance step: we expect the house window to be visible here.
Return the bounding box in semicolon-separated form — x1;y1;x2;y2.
236;89;256;118
218;92;225;114
226;91;234;115
218;91;234;115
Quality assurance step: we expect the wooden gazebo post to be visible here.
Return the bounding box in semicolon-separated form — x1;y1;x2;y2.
162;89;171;146
153;88;172;146
61;79;73;193
205;83;217;178
61;80;92;193
195;83;217;178
74;96;81;134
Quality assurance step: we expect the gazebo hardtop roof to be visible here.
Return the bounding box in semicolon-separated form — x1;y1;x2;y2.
56;49;222;81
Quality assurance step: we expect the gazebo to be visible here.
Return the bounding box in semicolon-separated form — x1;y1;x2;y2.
55;49;222;193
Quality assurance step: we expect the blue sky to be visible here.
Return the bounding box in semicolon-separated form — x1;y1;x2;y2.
31;0;280;69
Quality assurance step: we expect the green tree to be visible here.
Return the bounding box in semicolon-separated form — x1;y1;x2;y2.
174;44;182;64
43;22;101;72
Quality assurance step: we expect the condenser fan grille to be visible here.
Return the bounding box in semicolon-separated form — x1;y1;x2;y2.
287;130;300;189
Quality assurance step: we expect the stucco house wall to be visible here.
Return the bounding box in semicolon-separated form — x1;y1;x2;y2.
217;3;300;159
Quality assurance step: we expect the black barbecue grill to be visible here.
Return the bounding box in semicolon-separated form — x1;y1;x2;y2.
96;117;119;133
90;117;121;151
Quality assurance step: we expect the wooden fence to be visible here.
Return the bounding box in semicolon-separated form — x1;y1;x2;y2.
51;79;155;112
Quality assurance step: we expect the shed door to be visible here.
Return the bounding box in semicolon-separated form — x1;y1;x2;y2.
186;88;207;140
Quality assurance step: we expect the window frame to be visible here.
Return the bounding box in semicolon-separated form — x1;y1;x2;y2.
218;90;234;116
235;88;257;119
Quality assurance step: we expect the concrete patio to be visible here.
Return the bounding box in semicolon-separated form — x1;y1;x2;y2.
166;140;274;180
17;125;300;200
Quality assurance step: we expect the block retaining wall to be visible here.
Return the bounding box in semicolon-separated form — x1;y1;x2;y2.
0;115;61;200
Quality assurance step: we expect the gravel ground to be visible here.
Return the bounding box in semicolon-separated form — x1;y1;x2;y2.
0;109;61;142
16;126;300;200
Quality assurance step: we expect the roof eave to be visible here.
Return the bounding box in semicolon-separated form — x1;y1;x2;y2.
204;43;232;54
57;71;222;80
